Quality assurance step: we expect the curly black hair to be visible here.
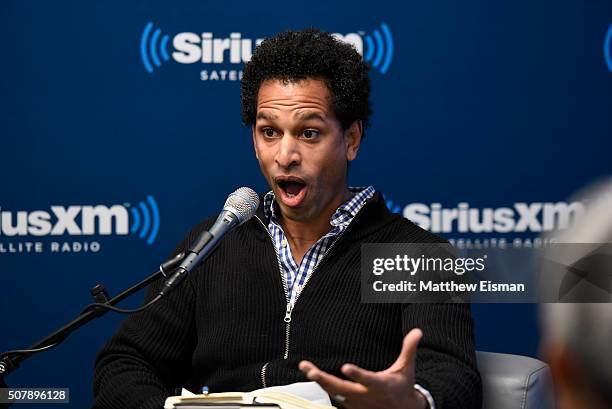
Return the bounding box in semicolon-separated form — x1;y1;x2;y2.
240;28;371;133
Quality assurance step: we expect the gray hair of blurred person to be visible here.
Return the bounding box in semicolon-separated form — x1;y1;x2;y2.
540;177;612;408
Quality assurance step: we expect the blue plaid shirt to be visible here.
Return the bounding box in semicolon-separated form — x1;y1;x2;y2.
263;186;375;307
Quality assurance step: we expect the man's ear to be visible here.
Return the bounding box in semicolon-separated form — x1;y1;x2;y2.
252;125;260;160
345;120;363;162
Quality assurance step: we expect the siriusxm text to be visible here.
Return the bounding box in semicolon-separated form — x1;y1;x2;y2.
404;202;584;233
0;206;129;236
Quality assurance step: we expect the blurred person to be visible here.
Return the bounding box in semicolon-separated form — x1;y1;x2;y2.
541;178;612;409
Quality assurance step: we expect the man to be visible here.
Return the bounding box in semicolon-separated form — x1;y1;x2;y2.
92;29;481;409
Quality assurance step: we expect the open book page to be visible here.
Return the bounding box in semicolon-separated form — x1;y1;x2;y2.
247;382;332;406
164;382;334;409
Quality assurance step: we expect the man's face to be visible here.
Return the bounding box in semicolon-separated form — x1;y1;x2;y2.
252;78;361;222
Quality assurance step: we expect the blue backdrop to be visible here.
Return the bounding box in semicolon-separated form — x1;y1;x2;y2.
2;1;612;407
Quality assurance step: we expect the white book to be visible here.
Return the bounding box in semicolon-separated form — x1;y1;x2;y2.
164;382;334;409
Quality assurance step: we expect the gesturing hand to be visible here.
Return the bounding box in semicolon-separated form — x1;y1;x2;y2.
298;328;429;409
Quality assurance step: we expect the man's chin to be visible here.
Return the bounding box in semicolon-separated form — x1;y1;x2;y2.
275;199;317;222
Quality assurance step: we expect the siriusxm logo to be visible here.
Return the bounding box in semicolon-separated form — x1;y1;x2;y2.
605;23;612;72
401;202;585;234
0;195;160;245
140;22;394;75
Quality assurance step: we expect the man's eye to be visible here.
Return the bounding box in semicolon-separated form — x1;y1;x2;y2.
263;128;277;138
302;130;320;139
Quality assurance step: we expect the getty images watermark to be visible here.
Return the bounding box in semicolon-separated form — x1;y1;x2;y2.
360;243;612;303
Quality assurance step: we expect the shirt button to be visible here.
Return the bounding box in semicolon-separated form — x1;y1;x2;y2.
282;239;288;247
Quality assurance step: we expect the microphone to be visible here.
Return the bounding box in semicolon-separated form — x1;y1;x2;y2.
159;187;260;296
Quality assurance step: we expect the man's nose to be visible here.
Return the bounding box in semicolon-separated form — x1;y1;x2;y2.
275;134;301;169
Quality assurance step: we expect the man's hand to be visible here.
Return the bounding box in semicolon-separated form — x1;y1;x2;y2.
298;328;428;409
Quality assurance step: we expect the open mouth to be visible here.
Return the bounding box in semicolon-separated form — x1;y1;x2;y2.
276;177;307;207
278;180;305;197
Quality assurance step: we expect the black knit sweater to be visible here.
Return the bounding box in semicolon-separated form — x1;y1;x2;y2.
92;193;482;409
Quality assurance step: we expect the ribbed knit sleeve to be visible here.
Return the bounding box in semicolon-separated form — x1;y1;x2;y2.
371;216;482;409
406;303;482;409
91;220;211;409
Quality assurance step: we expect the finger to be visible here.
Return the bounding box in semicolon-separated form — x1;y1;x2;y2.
298;360;365;396
386;328;423;373
341;363;384;389
298;360;317;373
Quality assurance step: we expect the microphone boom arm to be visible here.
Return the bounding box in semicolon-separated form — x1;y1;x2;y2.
0;252;185;382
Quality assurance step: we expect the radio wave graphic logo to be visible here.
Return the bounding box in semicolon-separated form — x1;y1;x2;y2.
140;22;171;74
605;23;612;72
128;195;160;245
362;23;394;74
139;21;394;75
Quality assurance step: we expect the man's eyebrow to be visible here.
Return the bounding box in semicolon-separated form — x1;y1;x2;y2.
296;111;326;122
256;112;278;121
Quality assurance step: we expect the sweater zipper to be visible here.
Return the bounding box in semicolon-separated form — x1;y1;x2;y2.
254;215;348;387
255;215;286;387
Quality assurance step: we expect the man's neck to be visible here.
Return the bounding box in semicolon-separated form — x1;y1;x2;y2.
279;188;352;264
